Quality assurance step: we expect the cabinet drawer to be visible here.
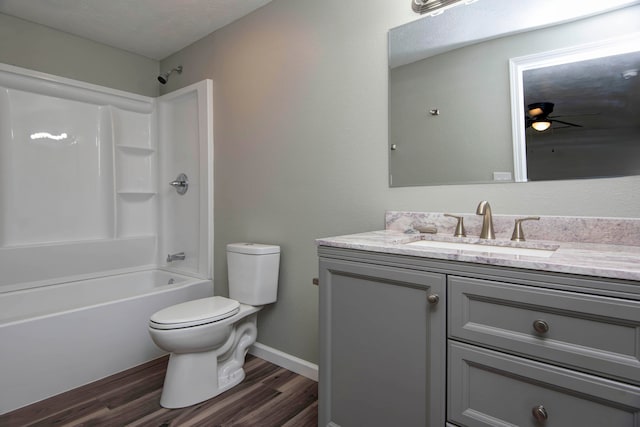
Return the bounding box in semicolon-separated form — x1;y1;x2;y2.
448;341;640;427
449;276;640;384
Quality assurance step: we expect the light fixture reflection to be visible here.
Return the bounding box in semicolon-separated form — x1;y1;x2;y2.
31;132;69;141
527;102;555;131
412;0;479;16
528;107;544;117
527;102;554;118
531;120;551;132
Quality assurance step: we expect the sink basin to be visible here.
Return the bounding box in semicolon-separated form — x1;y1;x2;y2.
405;240;556;258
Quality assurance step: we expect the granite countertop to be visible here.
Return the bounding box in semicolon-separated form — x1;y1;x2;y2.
316;212;640;281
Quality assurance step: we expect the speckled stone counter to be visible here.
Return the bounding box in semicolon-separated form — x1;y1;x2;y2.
316;212;640;281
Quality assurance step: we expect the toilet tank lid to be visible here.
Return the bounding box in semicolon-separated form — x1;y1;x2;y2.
227;243;280;255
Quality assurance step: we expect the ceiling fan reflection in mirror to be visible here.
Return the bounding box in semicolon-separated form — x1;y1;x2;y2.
412;0;479;16
525;102;583;132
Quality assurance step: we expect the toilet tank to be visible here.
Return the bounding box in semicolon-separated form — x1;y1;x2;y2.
226;243;280;306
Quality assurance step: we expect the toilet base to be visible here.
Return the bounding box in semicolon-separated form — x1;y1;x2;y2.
159;350;245;408
158;313;258;409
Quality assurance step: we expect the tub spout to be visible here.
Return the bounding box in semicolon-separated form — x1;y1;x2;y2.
167;252;185;262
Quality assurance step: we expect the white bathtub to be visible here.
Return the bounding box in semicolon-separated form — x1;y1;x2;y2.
0;269;213;415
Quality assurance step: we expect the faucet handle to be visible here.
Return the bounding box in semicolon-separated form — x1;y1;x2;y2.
511;217;540;242
444;214;466;237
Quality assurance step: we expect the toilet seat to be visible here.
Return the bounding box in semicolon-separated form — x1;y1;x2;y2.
149;296;240;330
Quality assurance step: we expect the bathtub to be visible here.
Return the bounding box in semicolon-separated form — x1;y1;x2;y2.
0;269;213;415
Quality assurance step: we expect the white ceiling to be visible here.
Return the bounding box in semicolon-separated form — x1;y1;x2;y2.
0;0;273;60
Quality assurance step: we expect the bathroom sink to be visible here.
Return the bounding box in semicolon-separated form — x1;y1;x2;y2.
405;240;556;258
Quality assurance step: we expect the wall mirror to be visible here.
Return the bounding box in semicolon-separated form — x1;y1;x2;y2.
510;35;640;182
388;0;640;187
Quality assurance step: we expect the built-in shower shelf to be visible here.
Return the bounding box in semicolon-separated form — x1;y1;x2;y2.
116;145;155;154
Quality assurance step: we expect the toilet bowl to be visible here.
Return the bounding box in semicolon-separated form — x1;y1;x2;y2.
148;297;261;408
148;243;280;408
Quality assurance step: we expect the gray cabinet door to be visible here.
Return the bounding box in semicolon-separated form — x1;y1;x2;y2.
319;257;446;427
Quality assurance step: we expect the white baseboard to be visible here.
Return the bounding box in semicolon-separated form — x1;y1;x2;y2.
249;342;318;382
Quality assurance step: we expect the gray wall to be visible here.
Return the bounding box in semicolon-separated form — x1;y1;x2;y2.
0;13;159;96
161;0;640;364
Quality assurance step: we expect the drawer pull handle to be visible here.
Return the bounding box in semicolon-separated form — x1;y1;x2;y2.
532;405;548;422
427;294;439;305
533;319;549;334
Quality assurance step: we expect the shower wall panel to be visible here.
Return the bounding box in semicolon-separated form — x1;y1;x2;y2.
0;63;157;291
1;89;114;246
0;88;10;247
158;81;213;279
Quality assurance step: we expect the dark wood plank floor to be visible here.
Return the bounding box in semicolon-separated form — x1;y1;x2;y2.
0;355;318;427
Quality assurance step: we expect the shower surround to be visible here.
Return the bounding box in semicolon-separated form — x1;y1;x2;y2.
0;63;213;414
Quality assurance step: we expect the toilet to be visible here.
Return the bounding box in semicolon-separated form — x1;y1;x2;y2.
148;243;280;408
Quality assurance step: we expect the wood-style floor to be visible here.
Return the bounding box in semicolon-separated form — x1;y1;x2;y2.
0;355;318;427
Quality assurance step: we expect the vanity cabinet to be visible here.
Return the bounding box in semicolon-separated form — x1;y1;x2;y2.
318;256;446;427
318;246;640;427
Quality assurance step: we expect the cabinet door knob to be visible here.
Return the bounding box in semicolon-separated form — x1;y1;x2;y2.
533;319;550;333
532;405;548;422
427;294;439;304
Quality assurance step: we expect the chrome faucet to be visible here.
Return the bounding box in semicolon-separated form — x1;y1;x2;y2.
166;252;185;262
476;200;495;239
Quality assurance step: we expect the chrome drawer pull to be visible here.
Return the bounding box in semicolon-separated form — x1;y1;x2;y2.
532;405;548;422
533;319;549;334
427;294;439;305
